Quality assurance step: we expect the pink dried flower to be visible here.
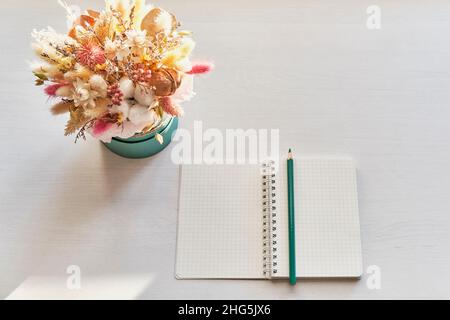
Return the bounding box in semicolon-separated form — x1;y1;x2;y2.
187;62;214;75
76;43;106;69
159;96;184;117
44;82;68;96
131;64;152;83
107;83;124;106
92;119;114;137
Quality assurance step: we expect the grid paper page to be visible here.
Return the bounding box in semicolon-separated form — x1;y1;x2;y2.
176;164;264;279
275;157;363;278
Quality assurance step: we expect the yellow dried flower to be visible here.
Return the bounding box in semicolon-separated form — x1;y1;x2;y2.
65;106;88;136
59;57;75;70
116;112;124;124
64;63;93;81
115;24;126;34
161;38;195;69
177;30;192;36
141;53;152;62
132;0;146;26
95;63;107;71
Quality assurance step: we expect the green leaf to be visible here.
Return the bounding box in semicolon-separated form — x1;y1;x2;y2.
33;72;48;81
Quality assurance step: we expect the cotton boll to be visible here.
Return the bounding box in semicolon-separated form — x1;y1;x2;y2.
118;121;145;139
89;75;108;97
128;104;157;126
134;86;155;106
119;77;135;99
111;99;131;118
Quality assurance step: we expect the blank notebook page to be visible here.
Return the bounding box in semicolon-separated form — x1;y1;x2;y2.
275;158;363;278
176;164;263;279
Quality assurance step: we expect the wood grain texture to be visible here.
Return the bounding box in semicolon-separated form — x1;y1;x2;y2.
1;0;450;299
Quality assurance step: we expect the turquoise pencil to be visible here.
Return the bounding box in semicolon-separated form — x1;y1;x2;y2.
287;149;297;285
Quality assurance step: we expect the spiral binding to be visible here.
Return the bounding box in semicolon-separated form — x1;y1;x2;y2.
262;160;278;279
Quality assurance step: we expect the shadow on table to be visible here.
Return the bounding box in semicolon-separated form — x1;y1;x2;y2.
2;143;157;299
135;276;363;300
99;143;154;198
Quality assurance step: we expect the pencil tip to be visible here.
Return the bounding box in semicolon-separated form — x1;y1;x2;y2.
288;149;293;160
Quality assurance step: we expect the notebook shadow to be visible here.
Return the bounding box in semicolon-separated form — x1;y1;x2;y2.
134;276;362;300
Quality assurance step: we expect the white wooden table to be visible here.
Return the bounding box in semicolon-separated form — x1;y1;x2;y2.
1;0;450;299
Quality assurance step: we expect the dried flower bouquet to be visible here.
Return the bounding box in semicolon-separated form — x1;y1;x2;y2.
31;0;212;143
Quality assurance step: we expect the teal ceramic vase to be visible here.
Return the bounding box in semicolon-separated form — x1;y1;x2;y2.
103;116;179;159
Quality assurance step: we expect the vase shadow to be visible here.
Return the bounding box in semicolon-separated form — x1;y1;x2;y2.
100;143;155;199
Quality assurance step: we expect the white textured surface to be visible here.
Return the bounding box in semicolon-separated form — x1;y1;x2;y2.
275;158;362;278
176;164;263;279
1;0;450;299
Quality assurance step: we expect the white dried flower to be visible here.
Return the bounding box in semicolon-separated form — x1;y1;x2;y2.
105;38;130;61
155;10;174;36
29;61;63;78
119;77;135;99
125;29;148;48
111;99;131;118
89;75;108;98
73;79;99;109
31;27;76;47
134;85;155;107
57;0;79;29
128;104;158;126
104;38;118;59
116;45;131;62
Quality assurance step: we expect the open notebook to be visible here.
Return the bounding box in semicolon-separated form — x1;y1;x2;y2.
176;157;363;279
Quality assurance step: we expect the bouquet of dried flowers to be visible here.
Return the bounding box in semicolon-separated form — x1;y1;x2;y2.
30;0;212;143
